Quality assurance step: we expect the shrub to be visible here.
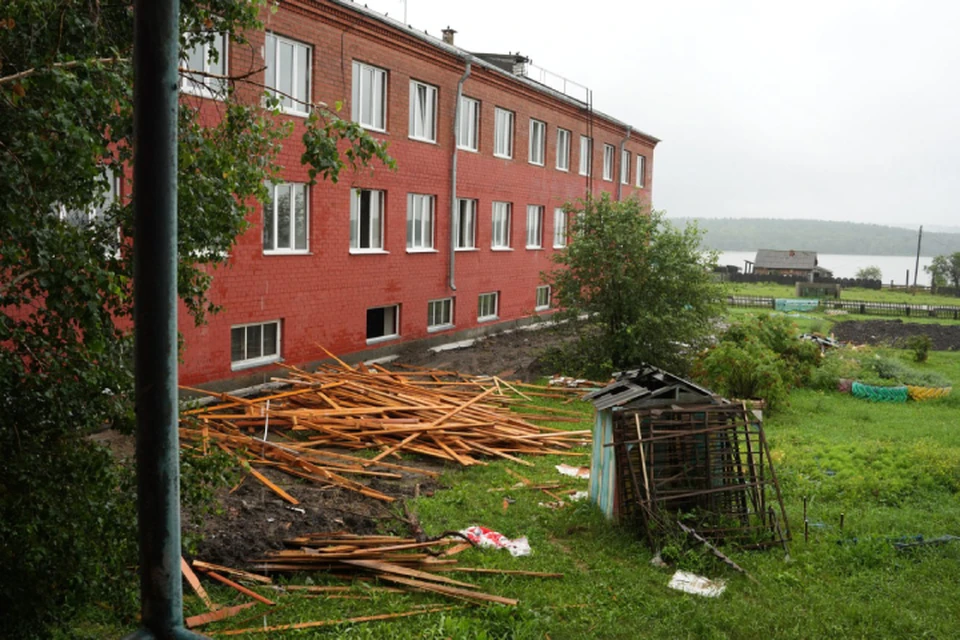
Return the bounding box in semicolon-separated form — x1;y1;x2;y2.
809;349;864;391
906;334;933;363
693;338;790;410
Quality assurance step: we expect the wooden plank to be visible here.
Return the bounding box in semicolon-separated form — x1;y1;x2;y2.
191;560;272;585
377;575;519;606
181;557;217;611
199;570;276;606
247;468;299;505
339;559;478;589
185;602;257;629
216;605;458;635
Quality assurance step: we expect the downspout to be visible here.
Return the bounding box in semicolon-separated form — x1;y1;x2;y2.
449;60;471;291
617;126;632;201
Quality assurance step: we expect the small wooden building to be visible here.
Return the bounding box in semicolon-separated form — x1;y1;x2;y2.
753;249;832;281
584;366;789;548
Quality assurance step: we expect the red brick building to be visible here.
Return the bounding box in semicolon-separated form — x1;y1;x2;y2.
180;0;658;387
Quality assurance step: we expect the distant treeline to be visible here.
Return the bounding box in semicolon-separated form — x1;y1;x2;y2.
670;218;960;257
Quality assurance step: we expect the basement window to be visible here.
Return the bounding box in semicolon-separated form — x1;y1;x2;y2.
231;320;281;370
427;297;454;331
535;285;551;311
366;305;399;343
477;292;499;322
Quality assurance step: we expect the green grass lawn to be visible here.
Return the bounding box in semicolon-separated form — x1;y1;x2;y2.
726;281;960;306
104;351;960;640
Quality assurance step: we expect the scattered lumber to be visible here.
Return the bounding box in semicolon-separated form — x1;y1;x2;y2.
185;602;257;629
180;360;588;504
214;605;459;636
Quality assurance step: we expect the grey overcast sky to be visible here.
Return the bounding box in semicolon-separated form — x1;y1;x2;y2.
362;0;960;228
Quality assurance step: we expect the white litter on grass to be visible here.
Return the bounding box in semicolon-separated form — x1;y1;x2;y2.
556;463;590;479
569;491;588;501
459;525;531;557
667;570;726;597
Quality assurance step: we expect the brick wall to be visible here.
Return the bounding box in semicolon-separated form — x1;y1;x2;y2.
178;0;658;385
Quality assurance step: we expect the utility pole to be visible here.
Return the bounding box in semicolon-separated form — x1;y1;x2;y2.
913;226;923;287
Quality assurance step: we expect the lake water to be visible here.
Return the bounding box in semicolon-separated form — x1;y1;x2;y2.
715;251;935;286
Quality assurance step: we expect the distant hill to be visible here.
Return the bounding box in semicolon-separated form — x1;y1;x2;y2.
669;218;960;257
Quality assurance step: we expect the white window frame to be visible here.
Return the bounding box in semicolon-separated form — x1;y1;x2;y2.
264;33;311;116
494;107;514;159
579;135;592;176
230;320;281;370
352;61;387;132
427;297;454;331
455;198;477;250
263;182;309;254
526;205;543;249
553;207;567;248
366;305;399;344
477;292;499;322
59;167;121;226
350;188;386;253
491;201;512;250
556;128;570;171
602;144;615;181
406;193;435;251
535;285;551;311
621;149;631;185
458;96;480;151
182;33;228;98
409;80;437;143
636;154;646;187
529;118;546;166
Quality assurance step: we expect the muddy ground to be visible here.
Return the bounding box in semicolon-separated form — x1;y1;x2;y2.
189;326;569;565
831;319;960;351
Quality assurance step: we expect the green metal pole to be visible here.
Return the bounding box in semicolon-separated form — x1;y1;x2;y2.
124;0;206;637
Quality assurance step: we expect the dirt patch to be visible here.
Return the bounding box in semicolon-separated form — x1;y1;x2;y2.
831;319;960;351
392;325;571;382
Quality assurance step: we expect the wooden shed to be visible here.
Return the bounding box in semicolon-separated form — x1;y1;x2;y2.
583;366;724;520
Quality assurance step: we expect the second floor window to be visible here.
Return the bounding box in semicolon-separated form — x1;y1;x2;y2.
526;205;543;249
406;193;434;250
637;154;646;187
264;33;310;116
182;33;227;97
621;149;631;185
529;119;546;165
491;201;511;249
458;96;480;151
263;182;308;253
352;61;387;131
455;198;477;249
494;108;514;159
350;188;385;251
409;80;437;142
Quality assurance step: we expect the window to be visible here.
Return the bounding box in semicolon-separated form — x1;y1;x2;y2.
491;201;511;249
427;298;454;330
366;305;399;342
182;33;227;97
602;144;615;181
535;285;551;311
556;128;570;171
477;292;499;322
59;167;121;226
352;61;387;131
579;135;592;176
526;205;543;249
231;321;280;369
406;194;434;251
263;183;308;253
621;149;631;185
494;107;514;158
264;33;311;116
350;188;385;252
553;207;567;248
529;119;546;165
455;198;477;249
458;96;480;151
636;154;646;187
409;80;437;142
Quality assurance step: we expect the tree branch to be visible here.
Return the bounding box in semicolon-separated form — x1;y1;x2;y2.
0;57;128;86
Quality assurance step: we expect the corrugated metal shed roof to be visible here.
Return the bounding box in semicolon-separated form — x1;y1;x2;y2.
584;365;721;410
754;249;818;270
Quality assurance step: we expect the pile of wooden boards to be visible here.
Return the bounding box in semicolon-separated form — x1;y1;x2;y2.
182;533;563;634
180;359;590;504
